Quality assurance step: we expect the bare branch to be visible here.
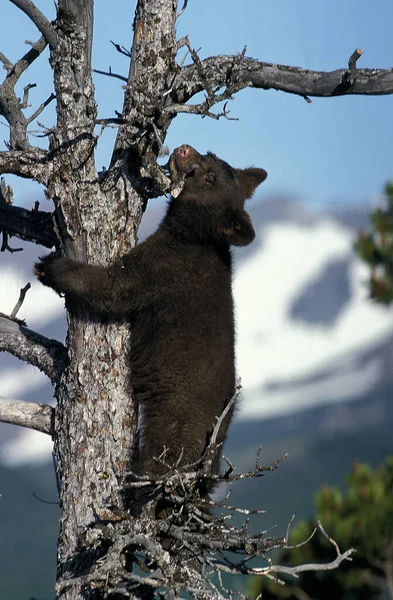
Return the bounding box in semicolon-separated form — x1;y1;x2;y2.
348;48;363;71
1;232;23;253
343;48;365;88
110;40;131;58
250;521;355;579
0;35;50;150
260;549;355;578
20;83;37;109
8;35;48;82
206;380;241;448
0;52;13;72
0;180;57;247
9;0;57;49
95;117;126;126
93;67;128;83
0;398;54;435
176;0;189;19
0;203;57;247
163;100;237;121
0;313;67;384
26;92;56;124
170;53;393;107
0;148;49;181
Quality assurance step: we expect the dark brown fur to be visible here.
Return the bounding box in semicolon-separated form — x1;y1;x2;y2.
35;145;267;480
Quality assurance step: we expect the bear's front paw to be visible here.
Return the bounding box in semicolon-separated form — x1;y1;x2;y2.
34;252;63;290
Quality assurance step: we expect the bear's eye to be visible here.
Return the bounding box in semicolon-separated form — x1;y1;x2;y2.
204;173;215;185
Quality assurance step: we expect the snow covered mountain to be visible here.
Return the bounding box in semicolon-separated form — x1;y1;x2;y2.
234;198;393;419
1;196;392;466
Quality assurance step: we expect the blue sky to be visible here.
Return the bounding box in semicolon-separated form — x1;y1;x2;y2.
1;0;393;207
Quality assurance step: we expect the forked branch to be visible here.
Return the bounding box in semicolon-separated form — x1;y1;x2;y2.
254;521;355;583
0;34;52;151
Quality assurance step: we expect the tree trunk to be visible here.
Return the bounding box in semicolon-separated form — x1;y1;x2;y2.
49;1;177;597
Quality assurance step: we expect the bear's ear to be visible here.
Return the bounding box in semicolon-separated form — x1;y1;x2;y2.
221;208;255;247
238;167;267;200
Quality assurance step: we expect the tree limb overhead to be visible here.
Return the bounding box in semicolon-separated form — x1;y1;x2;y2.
170;55;393;107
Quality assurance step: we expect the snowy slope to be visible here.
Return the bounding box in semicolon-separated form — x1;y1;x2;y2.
234;214;393;418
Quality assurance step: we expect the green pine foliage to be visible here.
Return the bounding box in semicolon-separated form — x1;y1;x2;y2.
355;182;393;304
251;458;393;599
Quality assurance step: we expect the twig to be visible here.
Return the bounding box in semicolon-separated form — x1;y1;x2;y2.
110;41;131;58
253;521;355;578
176;0;189;19
9;0;57;49
26;92;56;124
20;83;37;109
95;118;126;126
10;283;31;317
93;67;128;82
348;48;363;73
10;283;31;318
11;35;48;82
151;122;170;157
209;380;242;447
176;36;189;50
32;492;59;504
340;47;364;89
163;97;237;121
0;177;13;205
0;52;13;72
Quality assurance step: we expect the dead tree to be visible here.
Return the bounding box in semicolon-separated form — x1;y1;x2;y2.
0;1;391;599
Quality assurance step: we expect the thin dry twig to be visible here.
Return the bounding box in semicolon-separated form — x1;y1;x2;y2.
93;67;128;83
20;82;36;108
10;282;31;318
176;0;189;19
110;41;131;58
27;92;56;124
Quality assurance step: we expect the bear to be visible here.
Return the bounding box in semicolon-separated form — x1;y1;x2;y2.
35;144;267;484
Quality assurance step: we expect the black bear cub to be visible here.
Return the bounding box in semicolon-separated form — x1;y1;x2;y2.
35;144;267;480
